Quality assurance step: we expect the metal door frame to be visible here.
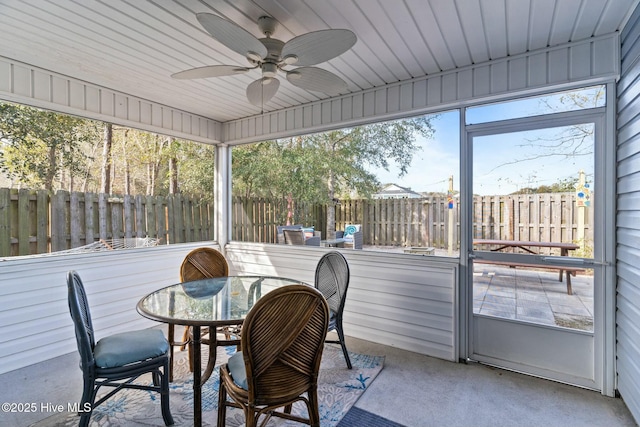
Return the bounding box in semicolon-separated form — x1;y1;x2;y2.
458;93;616;395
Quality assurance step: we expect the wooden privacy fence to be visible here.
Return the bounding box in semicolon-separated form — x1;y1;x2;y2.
235;193;592;251
0;188;592;257
0;188;215;257
231;196;326;244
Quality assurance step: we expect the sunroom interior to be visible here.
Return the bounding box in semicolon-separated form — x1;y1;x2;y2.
2;1;640;426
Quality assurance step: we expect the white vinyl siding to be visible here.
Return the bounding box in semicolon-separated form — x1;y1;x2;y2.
0;242;211;375
223;34;619;145
0;57;222;145
226;243;458;361
616;5;640;422
0;242;458;375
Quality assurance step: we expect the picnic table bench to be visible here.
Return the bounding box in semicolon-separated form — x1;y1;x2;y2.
473;239;583;295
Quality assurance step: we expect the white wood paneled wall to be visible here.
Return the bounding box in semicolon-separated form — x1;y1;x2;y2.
0;56;222;145
226;243;459;361
223;34;619;145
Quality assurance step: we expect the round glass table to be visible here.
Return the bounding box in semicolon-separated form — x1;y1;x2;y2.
137;275;307;427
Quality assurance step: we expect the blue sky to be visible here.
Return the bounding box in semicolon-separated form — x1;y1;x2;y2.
370;87;600;196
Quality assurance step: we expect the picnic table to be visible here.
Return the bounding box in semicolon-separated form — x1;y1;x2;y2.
473;239;582;295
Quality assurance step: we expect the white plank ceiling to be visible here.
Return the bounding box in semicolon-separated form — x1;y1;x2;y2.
0;0;637;123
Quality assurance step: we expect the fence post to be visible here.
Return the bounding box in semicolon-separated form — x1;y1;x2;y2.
85;192;96;244
69;191;82;249
51;190;68;252
36;190;49;254
0;189;9;257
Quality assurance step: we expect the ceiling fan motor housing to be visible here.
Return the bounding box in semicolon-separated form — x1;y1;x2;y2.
257;16;278;36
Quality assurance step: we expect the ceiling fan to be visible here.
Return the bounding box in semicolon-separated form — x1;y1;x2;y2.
172;13;357;106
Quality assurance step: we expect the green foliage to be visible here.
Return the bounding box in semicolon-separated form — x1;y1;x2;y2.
511;177;580;194
232;116;436;203
0;103;100;190
168;140;216;202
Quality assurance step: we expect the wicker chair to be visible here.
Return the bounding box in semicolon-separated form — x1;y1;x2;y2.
168;247;238;381
314;251;352;368
217;285;329;427
67;271;173;427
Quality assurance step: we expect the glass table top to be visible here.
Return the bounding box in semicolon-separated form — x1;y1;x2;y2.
137;275;307;326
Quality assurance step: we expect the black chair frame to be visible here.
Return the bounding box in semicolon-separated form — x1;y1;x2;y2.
67;271;173;427
314;251;352;369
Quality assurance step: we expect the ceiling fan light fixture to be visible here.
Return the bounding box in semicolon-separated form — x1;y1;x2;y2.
282;54;298;65
262;62;278;78
246;51;262;62
287;70;301;80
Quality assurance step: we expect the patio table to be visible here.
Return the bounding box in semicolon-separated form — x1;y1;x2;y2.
137;275;307;427
473;239;582;294
321;238;347;247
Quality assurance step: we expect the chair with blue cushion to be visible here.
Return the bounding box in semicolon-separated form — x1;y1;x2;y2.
217;284;329;427
338;224;363;249
314;251;352;369
66;271;173;427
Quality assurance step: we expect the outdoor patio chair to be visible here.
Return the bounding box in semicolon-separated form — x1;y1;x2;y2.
175;247;239;380
66;271;173;427
276;224;304;244
217;284;329;427
314;251;352;368
336;224;363;249
283;228;321;246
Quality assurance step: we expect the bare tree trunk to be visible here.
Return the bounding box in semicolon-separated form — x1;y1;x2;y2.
168;137;178;194
122;129;130;194
45;145;57;191
81;141;100;192
327;170;336;238
100;123;112;194
146;162;155;195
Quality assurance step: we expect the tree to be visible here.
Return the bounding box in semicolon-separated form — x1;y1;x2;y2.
232;116;436;234
100;123;113;193
491;87;602;173
0;103;99;191
165;139;216;202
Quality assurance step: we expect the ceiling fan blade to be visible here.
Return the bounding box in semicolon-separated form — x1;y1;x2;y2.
281;29;356;66
286;67;348;95
246;77;280;106
196;13;268;59
171;65;251;79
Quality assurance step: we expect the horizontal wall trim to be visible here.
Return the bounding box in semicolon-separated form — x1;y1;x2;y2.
0;56;222;144
223;33;620;145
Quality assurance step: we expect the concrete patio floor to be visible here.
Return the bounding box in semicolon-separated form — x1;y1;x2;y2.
0;334;635;427
473;264;594;331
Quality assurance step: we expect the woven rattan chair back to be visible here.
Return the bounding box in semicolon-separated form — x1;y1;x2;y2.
180;247;229;282
314;251;352;368
170;247;231;381
217;284;329;427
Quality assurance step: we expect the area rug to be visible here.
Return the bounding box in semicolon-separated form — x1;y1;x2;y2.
30;344;384;427
336;407;405;427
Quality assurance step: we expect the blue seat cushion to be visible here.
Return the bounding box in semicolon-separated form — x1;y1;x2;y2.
94;329;169;368
227;351;248;389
